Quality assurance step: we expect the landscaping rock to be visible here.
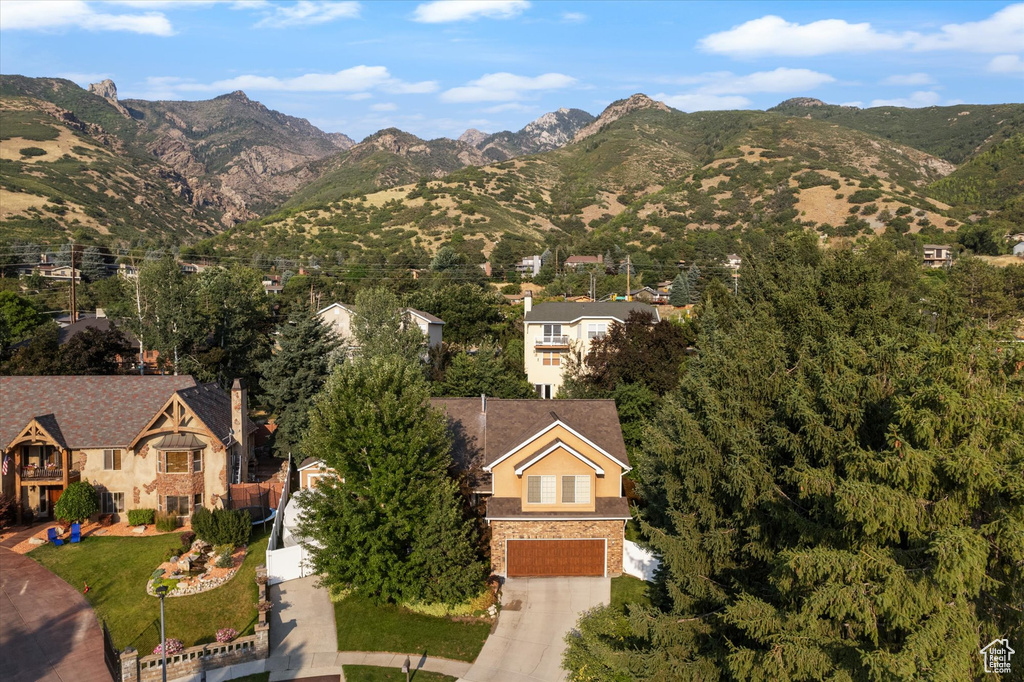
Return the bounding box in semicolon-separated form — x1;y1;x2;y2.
29;537;45;545
131;525;146;534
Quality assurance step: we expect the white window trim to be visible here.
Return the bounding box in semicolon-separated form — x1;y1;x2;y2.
561;474;591;504
526;475;556;504
485;419;630;472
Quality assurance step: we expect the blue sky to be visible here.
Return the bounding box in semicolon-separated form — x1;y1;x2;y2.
1;1;1022;140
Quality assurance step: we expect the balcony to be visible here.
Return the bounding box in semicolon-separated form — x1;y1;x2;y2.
535;335;570;348
20;466;80;482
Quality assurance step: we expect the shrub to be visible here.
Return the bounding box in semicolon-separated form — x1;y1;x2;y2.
213;543;233;558
216;628;238;643
192;508;250;548
153;638;184;656
896;206;913;216
861;204;879;216
216;553;234;569
848;189;882;204
19;147;47;157
190;506;214;541
0;493;16;530
127;509;155;526
155;512;179;532
54;481;98;523
165;546;180;562
179;531;196;549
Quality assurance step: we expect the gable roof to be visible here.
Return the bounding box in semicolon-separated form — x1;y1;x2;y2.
513;438;605;476
406;308;444;325
430;398;630;473
316;302;355;316
524;301;659;324
0;376;242;450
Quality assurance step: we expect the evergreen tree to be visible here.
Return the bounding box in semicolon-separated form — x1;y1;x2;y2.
565;240;1024;680
668;273;689;307
685;263;701;305
436;343;535;398
353;286;422;362
195;266;273;389
258;313;337;457
297;356;485;605
79;246;107;282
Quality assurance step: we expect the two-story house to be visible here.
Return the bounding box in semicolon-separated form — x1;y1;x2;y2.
0;376;254;523
317;303;444;349
433;397;631;577
523;293;659;398
923;244;953;268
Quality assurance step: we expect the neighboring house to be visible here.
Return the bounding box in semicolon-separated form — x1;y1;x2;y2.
515;255;543;277
523;293;660;398
55;310;161;373
564;255;604;271
178;262;208;275
296;457;339;490
34;265;81;281
923;244;953;268
316;303;444;348
724;253;742;270
628;287;669;304
0;376;255;524
117;263;140;280
1013;242;1024;257
262;274;283;294
433;397;631;578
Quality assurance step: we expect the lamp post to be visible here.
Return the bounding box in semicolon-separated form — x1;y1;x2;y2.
156;584;169;682
402;656;411;682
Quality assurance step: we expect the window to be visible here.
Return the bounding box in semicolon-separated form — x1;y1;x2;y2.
527;475;556;504
160;451;189;474
103;449;122;471
541;352;561;366
561;475;591;504
192;451;203;473
543;324;562;338
193;493;203;508
535;384;553;400
101;492;124;513
587;323;607;339
164;495;190;515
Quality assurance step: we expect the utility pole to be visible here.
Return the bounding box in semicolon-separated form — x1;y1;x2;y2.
625;254;631;301
69;242;77;324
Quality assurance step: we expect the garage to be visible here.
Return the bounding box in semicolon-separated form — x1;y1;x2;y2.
506;539;606;577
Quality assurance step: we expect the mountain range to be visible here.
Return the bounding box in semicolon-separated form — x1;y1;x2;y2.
0;74;1021;257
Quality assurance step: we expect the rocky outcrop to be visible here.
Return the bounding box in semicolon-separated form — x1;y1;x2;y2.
775;97;828;109
459;128;489;146
474;108;595;161
573;94;669;142
88;79;132;118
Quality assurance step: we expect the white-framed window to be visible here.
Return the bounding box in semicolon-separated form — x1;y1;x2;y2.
587;322;608;339
103;449;122;471
101;491;125;513
164;495;190;515
527;475;556;504
535;384;553;400
561;475;591;504
192;451;203;473
543;324;562;338
541;352;561;366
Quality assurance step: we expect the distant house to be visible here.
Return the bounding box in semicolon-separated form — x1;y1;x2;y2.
1014;242;1024;258
724;254;742;270
564;255;604;271
316;303;444;349
178;262;208;275
34;264;81;282
628;287;668;304
478;262;492;277
55;311;161;373
262;274;283;295
523;293;659;398
117;263;139;280
296;457;339;490
515;255;543;277
923;244;953;268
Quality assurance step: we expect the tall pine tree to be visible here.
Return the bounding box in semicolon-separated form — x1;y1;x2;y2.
668;272;689;307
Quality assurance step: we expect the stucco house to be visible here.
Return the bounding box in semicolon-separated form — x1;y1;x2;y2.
923;244;953;268
317;303;444;348
0;376;254;523
522;293;659;398
434;397;631;577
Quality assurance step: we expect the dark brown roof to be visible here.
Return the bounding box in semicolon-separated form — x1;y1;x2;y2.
430;398;629;470
56;317;140;349
151;433;204;450
0;376;242;450
485;496;631;520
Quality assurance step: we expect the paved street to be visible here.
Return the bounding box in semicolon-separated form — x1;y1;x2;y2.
460;577;610;682
0;547;112;682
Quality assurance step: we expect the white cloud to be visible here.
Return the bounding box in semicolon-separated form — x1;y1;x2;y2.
697;68;835;94
441;72;576;102
252;1;360;28
481;102;537;113
0;0;174;35
561;12;586;23
881;73;934;86
699;4;1024;57
413;0;528;23
371;102;397;111
840;101;864;108
988;54;1024;74
870;91;942;108
655;93;752;112
346;92;373;100
139;66;437;97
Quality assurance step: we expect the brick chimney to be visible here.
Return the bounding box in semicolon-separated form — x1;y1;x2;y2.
231;379;249;482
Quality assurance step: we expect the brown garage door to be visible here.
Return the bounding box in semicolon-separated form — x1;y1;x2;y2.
506;539;605;577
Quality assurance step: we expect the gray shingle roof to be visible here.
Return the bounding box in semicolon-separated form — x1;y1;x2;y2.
524;301;658;323
0;376;243;450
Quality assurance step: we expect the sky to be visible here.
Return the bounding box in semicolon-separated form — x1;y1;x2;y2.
1;1;1022;140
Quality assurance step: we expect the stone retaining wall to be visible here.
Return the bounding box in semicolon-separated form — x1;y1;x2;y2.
121;565;269;681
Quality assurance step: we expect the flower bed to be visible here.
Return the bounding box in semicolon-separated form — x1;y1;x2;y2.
146;541;247;597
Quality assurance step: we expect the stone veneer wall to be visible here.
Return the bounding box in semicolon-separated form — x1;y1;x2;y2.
121;566;269;682
489;519;625;577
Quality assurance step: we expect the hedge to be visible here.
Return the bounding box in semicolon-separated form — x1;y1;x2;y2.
127;509;155;526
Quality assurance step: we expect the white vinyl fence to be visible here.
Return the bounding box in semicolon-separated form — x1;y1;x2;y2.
264;457;313;585
623;540;660;581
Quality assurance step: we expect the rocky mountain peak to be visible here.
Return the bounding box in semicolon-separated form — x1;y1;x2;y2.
88;78;131;118
776;97;828;108
573;93;669;142
458;128;489;146
218;90;253;103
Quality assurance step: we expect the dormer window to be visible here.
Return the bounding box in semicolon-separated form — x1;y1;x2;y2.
561;475;590;504
527;475;556;504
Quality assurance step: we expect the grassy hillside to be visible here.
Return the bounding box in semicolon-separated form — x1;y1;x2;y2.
768;100;1024;164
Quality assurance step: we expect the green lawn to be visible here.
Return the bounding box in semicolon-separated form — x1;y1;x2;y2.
610;575;651;614
342;665;457;681
31;529;269;655
335;594;491;662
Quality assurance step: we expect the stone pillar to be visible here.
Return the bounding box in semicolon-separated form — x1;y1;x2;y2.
254;622;270;658
120;647;139;682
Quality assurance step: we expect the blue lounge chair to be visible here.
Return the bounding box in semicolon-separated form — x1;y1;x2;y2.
70;523;81;543
47;527;64;546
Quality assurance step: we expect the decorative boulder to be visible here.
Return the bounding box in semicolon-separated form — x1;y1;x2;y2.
177;556;192;572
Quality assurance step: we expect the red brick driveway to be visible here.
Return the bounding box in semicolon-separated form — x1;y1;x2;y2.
0;547;112;682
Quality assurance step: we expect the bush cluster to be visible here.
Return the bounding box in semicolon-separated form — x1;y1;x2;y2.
127;509;155;526
54;481;98;523
190;507;251;548
153;638;184;656
155;512;179;532
216;628;238;643
179;531;196;549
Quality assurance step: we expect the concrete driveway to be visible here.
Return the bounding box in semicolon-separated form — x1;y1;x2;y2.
460;577;610;682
